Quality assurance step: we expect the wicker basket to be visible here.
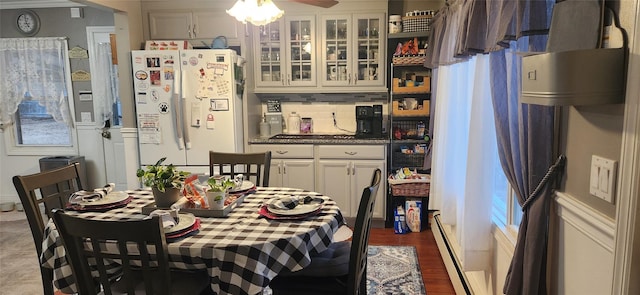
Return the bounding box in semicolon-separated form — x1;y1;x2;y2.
388;175;430;197
392;55;427;65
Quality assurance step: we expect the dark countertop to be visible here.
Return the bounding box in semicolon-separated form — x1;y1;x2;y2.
248;134;390;145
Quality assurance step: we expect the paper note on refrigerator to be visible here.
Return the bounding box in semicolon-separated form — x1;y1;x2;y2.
138;113;161;144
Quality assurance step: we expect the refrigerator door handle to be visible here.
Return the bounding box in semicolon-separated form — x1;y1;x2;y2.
174;70;185;150
181;70;192;149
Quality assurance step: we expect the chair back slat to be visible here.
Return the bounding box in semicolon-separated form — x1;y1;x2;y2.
52;209;173;295
12;163;83;295
347;168;381;295
209;151;272;187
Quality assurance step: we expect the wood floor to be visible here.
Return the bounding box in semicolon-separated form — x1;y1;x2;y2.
369;226;456;295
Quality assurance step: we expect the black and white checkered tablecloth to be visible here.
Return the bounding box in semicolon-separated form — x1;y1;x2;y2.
40;187;345;295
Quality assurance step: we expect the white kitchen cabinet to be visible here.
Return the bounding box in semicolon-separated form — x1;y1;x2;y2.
253;15;317;90
320;13;386;89
251;144;315;191
148;10;240;42
317;145;386;218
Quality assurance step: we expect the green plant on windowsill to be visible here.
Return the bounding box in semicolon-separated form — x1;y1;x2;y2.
136;157;190;192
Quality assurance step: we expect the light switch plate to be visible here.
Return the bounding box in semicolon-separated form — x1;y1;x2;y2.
589;155;617;203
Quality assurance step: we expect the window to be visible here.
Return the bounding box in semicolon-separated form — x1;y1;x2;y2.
0;38;77;155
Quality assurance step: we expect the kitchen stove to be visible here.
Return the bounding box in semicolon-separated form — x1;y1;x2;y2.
270;134;358;140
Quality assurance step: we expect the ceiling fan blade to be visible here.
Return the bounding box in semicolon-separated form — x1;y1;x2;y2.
289;0;339;8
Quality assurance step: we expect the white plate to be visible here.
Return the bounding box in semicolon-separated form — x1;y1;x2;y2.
164;213;196;234
229;181;255;193
71;191;129;206
267;197;324;216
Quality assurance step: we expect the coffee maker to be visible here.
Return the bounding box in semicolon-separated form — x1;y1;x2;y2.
355;104;383;138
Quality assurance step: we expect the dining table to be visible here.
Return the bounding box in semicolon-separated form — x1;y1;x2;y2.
40;186;346;295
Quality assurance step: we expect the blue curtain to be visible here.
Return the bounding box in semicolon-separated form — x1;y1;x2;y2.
490;35;559;295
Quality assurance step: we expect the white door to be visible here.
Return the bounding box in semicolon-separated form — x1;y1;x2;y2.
86;26;125;189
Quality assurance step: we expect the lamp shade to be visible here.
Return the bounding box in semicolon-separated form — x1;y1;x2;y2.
227;0;284;26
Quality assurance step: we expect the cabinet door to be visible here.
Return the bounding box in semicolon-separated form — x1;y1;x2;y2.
317;160;352;216
268;160;283;187
352;160;386;219
149;11;193;39
255;20;287;87
321;14;351;86
352;13;385;86
192;11;240;40
282;159;315;191
285;16;316;87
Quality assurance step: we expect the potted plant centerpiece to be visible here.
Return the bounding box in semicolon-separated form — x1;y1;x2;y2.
136;157;190;208
206;176;235;209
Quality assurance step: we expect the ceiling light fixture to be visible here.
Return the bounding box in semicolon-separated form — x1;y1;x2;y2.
227;0;284;26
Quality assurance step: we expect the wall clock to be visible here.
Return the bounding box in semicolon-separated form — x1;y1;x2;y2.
16;10;40;37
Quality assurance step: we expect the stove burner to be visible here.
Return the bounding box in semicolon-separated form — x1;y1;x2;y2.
269;134;357;140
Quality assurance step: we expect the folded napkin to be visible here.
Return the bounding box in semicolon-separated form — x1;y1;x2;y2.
267;195;303;210
68;183;115;204
146;209;180;229
170;197;190;210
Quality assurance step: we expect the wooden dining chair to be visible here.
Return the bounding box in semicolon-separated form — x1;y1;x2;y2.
268;168;382;295
209;151;272;187
12;163;83;295
51;209;211;295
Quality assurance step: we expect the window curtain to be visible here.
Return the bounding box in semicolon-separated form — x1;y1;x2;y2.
491;36;564;295
95;42;117;126
430;54;497;271
426;0;556;288
0;38;72;129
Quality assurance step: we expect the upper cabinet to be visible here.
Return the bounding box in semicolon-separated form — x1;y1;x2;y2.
254;15;317;88
148;10;241;44
320;13;385;88
252;9;387;94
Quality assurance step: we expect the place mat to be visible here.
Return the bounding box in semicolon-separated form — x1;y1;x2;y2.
65;196;133;212
258;205;322;220
166;218;201;243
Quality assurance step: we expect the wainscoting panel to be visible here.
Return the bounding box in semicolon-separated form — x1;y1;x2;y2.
554;192;615;295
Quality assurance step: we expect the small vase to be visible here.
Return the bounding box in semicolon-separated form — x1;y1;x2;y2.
206;191;226;210
152;187;181;208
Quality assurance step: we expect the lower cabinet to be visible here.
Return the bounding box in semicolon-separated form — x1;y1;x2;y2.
270;159;315;191
251;144;386;219
251;144;315;192
316;145;386;219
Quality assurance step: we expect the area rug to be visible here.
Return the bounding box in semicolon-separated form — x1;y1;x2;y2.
263;245;426;295
367;245;426;295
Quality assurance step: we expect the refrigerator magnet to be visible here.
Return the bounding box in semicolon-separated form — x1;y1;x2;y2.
209;99;229;111
191;102;202;127
158;102;169;114
206;114;215;129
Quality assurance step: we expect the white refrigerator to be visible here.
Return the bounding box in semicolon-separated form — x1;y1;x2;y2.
131;49;244;174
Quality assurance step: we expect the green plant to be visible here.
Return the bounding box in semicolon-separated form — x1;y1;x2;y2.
136;157;190;192
206;177;235;200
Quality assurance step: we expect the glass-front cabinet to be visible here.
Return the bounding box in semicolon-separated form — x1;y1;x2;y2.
321;13;385;87
254;15;316;89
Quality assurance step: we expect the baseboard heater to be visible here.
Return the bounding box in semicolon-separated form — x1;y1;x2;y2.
432;213;473;295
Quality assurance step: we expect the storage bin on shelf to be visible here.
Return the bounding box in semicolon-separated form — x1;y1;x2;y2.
392;77;430;93
389;174;431;197
392;100;430;117
402;15;432;32
392;54;427;65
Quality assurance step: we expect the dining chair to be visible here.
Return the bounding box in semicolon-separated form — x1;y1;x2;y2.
209;151;272;187
12;163;83;295
268;168;382;295
51;209;211;295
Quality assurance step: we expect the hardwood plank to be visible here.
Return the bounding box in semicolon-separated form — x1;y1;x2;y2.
369;226;456;295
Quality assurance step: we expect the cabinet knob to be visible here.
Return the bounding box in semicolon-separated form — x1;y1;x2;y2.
276;150;288;154
187;25;192;39
345;151;357;155
192;24;197;38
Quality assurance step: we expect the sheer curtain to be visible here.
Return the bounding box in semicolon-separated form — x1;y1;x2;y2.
0;38;71;129
430;53;497;271
95;42;118;126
